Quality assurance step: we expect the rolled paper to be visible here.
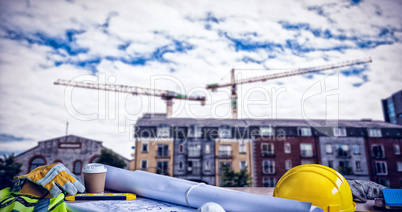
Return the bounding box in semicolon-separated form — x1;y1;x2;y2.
104;165;315;212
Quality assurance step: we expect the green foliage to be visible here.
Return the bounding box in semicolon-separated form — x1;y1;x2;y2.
95;149;127;168
220;165;252;187
0;154;22;189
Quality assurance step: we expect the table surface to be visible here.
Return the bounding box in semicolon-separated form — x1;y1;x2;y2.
226;187;380;212
69;187;380;211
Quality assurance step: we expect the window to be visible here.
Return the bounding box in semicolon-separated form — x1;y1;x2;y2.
375;161;388;175
157;161;169;175
284;143;291;154
188;125;202;138
188;144;201;157
285;160;292;170
356;161;362;171
205;160;211;171
219;125;231;138
368;129;382;137
326;144;333;154
333;128;346;137
299;127;312;136
142;143;148;152
338;161;350;174
141;160;148;170
263;160;275;174
328;160;333;168
73;161;82;175
395;145;401;155
179;161;183;170
262;143;274;157
263;177;276;187
187;160;200;175
157;144;169;157
337;145;349;157
219;161;231;175
397;162;402;172
239;140;246;154
378;178;390;187
300;143;313;157
219;145;232;158
302;160;314;165
205;144;210;154
240;161;247;170
29;157;46;171
157;125;170;138
179;144;184;153
260;126;274;136
353;145;360;154
372;145;385;159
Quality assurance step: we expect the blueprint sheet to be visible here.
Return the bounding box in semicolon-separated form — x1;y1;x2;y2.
66;197;196;212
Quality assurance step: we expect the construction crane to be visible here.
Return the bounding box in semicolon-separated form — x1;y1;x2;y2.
54;79;206;118
206;57;372;119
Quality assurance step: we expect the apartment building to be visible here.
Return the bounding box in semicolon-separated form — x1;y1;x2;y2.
253;126;318;187
366;127;402;188
134;114;254;186
134;114;402;188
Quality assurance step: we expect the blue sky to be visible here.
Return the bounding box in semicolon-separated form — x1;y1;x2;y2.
0;0;401;158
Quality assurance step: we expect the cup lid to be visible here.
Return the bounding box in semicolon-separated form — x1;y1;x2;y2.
82;163;107;173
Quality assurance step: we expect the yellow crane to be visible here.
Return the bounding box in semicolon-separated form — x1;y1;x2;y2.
54;79;206;118
206;57;372;119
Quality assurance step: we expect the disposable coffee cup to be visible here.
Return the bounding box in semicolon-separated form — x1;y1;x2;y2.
82;163;107;193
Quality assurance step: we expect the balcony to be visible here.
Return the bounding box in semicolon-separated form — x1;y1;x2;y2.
156;153;169;158
261;151;275;158
187;167;201;175
218;151;232;159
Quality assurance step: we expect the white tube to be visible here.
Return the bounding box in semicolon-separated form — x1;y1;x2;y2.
104;165;313;212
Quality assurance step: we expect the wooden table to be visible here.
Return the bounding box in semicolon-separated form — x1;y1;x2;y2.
226;187;379;212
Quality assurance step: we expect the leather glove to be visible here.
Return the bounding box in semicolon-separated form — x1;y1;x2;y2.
347;179;387;203
15;163;85;198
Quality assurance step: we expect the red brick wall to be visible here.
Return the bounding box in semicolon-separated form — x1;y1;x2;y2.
367;137;402;188
254;136;317;187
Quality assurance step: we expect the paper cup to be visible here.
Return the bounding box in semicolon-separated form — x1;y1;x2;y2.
83;163;107;193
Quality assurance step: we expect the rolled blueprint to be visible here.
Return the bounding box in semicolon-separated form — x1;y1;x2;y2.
104;165;315;212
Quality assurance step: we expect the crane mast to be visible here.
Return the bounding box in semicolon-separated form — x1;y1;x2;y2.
206;57;372;119
54;79;206;118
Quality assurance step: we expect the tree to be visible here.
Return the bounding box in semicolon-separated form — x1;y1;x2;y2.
95;149;127;168
220;165;252;187
0;154;22;189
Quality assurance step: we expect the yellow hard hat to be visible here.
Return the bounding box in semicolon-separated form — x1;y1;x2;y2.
273;164;356;212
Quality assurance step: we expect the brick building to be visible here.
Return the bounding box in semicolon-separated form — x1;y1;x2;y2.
14;134;130;180
134;114;402;188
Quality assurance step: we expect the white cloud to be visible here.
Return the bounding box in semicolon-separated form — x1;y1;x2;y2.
0;0;401;159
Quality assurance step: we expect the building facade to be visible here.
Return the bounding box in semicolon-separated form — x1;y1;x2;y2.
382;90;402;125
134;114;402;188
14;135;130;180
253;129;318;187
134;114;254;186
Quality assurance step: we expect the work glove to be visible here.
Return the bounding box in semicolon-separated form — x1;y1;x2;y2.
15;163;85;198
347;179;387;203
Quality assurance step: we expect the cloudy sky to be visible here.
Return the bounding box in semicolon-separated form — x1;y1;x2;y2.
0;0;401;159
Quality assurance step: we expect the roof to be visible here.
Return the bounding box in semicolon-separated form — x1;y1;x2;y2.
38;134;103;144
136;113;402;129
16;134;103;158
